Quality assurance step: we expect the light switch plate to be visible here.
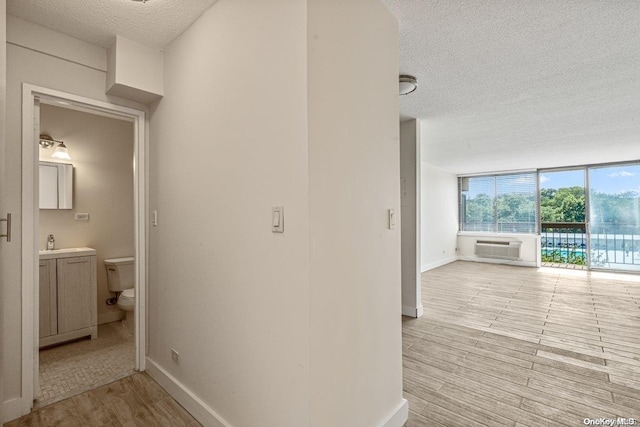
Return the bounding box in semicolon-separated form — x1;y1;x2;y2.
75;213;89;221
272;206;284;233
388;209;396;230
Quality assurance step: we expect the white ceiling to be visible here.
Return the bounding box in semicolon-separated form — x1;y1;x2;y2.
6;0;218;50
383;0;640;174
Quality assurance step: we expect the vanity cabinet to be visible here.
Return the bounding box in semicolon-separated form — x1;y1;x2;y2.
39;248;97;348
39;259;57;338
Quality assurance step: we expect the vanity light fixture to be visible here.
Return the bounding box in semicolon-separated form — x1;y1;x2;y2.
399;75;418;96
39;134;72;160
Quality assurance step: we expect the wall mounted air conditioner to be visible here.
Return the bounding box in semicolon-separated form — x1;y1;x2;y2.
474;240;522;260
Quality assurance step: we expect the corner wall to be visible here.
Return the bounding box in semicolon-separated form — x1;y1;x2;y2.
420;161;458;271
308;1;405;425
400;120;422;317
148;0;404;426
39;104;134;324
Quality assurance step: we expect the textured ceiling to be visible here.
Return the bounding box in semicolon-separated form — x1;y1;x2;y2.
7;0;219;50
8;0;640;175
383;0;640;174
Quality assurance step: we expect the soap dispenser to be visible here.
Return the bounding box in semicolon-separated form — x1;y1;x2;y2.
47;234;55;250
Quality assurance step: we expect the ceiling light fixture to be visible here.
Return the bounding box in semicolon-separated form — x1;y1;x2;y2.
39;134;72;160
399;75;418;96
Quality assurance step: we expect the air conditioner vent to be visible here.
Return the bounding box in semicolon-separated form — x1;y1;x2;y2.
474;240;522;260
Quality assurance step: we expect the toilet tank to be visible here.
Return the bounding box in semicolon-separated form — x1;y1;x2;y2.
104;257;134;292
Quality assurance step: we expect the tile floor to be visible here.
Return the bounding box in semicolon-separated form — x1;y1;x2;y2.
37;320;135;408
404;261;640;426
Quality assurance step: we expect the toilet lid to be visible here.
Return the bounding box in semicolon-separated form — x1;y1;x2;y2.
121;288;135;299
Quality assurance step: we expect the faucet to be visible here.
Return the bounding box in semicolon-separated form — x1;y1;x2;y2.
47;234;55;250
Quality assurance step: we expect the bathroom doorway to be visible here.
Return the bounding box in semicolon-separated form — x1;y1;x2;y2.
36;103;134;406
21;85;147;411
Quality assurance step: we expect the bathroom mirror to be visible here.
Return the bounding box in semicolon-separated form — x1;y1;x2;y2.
39;161;73;209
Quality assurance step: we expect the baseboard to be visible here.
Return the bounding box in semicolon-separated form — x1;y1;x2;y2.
457;255;537;268
146;358;408;427
421;256;457;272
379;398;408;427
98;310;124;325
146;357;231;427
1;397;26;424
402;304;423;318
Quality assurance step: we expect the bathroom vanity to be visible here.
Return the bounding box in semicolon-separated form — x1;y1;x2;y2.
39;247;97;348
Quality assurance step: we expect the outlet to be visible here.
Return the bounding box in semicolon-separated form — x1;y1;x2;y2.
171;348;179;364
75;213;89;221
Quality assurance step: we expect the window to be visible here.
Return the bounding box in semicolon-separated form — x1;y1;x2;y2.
459;173;537;233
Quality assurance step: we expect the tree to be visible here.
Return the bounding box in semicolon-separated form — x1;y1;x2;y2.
540;186;585;223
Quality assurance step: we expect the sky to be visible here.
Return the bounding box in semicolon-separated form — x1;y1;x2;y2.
540;165;640;195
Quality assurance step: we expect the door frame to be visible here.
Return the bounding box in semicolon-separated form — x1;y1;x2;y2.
21;84;147;411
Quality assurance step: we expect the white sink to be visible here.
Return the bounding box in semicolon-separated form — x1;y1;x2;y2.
39;247;96;260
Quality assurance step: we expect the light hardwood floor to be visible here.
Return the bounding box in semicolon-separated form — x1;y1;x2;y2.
4;373;201;426
404;261;640;426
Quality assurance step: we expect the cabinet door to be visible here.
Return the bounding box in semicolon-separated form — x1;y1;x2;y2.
39;259;57;338
57;256;92;334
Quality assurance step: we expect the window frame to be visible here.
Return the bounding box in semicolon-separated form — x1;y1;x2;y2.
459;171;539;234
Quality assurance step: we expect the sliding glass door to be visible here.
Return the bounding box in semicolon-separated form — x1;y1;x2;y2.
539;169;587;267
588;163;640;271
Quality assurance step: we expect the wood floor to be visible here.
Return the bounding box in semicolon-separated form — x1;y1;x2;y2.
4;373;201;426
404;261;640;427
6;260;640;426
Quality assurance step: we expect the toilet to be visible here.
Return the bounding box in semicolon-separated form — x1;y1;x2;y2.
104;257;135;334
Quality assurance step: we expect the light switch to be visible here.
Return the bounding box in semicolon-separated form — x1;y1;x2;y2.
389;208;396;230
272;206;284;233
152;210;158;227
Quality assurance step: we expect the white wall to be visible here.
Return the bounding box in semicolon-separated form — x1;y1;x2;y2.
420;161;458;271
148;0;404;426
39;104;134;325
400;120;422;317
308;1;404;425
147;1;310;426
7;16;106;72
3;17;144;420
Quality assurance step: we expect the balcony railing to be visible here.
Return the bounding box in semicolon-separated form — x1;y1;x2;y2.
540;223;587;266
541;223;640;269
